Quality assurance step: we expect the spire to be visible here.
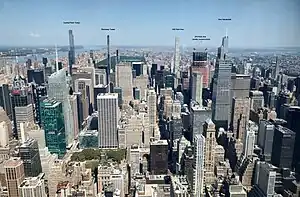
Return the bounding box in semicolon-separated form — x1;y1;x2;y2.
55;44;59;72
225;27;228;37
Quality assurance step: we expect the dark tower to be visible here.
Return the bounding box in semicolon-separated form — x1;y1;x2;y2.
19;139;42;177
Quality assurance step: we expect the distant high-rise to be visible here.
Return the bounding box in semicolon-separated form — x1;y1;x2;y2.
174;36;180;75
19;139;42;177
74;78;93;120
212;35;231;129
40;99;66;158
97;93;119;148
150;140;168;175
4;157;25;197
250;91;264;111
147;88;157;139
27;69;45;85
191;52;210;88
115;63;133;104
68;30;75;76
0;83;12;119
107;35;111;85
191;73;203;105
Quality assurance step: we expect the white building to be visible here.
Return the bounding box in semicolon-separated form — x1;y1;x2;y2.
193;134;205;196
97;93;119;148
0;121;9;147
18;173;47;197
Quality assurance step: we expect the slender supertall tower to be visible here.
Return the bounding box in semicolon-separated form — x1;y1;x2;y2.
174;37;180;74
68;30;75;76
107;35;111;86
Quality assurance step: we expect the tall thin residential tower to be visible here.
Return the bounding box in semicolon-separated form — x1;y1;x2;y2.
107;35;111;86
174;37;180;75
68;30;75;76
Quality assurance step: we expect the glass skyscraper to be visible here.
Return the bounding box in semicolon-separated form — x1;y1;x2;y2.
212;35;232;129
40;99;66;158
19;139;42;177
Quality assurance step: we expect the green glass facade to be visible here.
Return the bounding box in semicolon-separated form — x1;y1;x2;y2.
40;99;66;158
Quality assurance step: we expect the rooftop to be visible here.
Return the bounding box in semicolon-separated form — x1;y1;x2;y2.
97;93;118;99
277;125;295;135
4;157;23;168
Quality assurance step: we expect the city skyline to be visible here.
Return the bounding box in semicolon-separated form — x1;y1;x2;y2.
0;0;299;48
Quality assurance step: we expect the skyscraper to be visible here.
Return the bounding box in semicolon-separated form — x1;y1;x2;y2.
32;85;47;126
0;83;12;119
193;134;205;196
150;140;168;175
4;157;25;197
147;88;157;141
191;73;203;105
48;68;74;146
0;121;9;147
115;63;133;104
191;52;210;88
243;127;256;158
203;119;216;185
258;120;275;162
15;104;34;139
68;29;75;76
40;99;66;158
231;97;250;140
74;78;93;120
212;35;231;129
11;75;32;137
174;37;180;76
107;35;111;85
19;139;42;177
271;125;295;169
97;93;119;148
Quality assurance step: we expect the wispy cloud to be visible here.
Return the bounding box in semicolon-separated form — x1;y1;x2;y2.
29;32;40;38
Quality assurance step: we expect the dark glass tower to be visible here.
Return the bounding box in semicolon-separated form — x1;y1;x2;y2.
32;85;47;126
40;99;66;158
271;125;295;169
287;106;300;172
19;139;42;177
68;29;75;76
150;140;168;175
27;69;45;85
0;83;12;119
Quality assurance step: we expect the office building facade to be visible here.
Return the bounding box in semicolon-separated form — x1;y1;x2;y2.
97;93;119;148
19;139;42;177
40;99;66;158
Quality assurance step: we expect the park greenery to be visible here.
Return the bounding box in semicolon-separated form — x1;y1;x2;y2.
71;148;127;164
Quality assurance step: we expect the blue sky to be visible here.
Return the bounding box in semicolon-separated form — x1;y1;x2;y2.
0;0;299;48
